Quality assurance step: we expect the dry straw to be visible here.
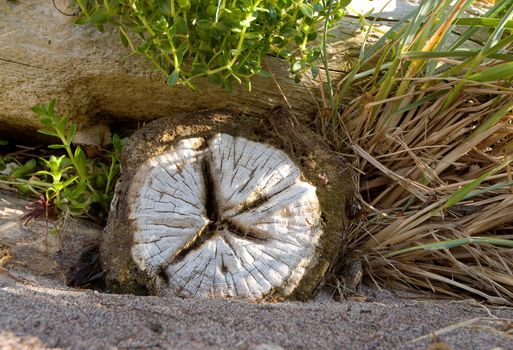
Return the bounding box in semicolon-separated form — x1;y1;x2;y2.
320;0;513;304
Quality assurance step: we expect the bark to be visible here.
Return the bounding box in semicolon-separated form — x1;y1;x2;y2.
102;109;353;301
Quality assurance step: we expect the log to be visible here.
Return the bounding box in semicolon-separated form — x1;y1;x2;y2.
0;0;362;142
0;0;488;144
102;109;352;300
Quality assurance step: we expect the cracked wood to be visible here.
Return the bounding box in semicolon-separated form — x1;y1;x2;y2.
128;134;323;300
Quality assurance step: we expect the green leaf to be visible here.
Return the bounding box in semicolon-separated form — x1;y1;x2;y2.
208;73;223;85
119;29;129;47
74;17;90;25
244;32;262;40
31;105;47;117
472;101;513;135
88;10;109;24
38;129;58;137
311;65;319;78
40;118;53;127
157;0;172;16
454;17;513;30
403;51;513;61
174;17;188;35
47;99;56;115
191;63;208;74
58;116;69;133
197;19;211;31
468;62;513;82
394;90;448;114
385;237;513;258
69;123;77;142
35;170;53;177
0;140;8;146
307;32;317;42
177;0;190;10
48;144;66;149
214;22;230;32
299;4;314;18
10;159;36;178
223;79;233;93
73;146;88;177
281;28;296;37
167;70;180;86
442;161;512;209
62;176;79;188
258;70;272;78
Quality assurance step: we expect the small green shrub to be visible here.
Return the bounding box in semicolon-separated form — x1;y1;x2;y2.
0;100;125;221
73;0;349;90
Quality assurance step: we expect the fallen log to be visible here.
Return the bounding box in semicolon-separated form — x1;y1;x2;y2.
0;0;363;142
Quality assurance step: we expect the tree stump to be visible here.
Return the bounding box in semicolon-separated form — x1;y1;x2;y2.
102;109;352;301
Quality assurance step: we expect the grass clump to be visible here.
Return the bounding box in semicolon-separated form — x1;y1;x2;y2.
72;0;349;90
321;0;513;304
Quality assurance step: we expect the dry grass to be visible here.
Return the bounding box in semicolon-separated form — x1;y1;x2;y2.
320;0;513;304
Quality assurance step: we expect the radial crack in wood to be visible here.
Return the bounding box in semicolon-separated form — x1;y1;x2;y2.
102;111;351;301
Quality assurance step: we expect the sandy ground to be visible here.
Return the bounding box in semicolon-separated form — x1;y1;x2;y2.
1;190;513;350
1;186;513;350
1;270;512;350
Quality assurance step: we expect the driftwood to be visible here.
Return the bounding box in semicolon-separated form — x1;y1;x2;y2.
0;0;488;145
0;0;368;143
102;109;352;301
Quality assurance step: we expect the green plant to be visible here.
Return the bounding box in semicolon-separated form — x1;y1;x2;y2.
320;0;513;304
73;0;349;90
34;100;124;218
0;100;125;221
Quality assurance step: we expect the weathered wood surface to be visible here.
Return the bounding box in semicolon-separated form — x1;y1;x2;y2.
0;0;492;143
129;133;323;300
0;0;362;141
103;109;352;301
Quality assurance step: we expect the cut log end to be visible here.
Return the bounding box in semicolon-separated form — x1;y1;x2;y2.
129;134;323;301
102;110;352;301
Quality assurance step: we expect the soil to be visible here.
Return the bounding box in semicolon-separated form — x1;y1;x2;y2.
1;121;512;349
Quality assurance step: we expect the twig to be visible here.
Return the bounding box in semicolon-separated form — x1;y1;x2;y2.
263;60;291;109
0;266;35;285
409;317;482;344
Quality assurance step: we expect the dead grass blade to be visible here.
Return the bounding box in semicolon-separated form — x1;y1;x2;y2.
324;0;513;303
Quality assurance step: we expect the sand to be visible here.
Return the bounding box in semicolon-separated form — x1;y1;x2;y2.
1;269;512;350
1;190;512;350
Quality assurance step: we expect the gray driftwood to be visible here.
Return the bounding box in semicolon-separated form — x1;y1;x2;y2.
0;0;488;145
102;109;352;301
0;0;365;143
